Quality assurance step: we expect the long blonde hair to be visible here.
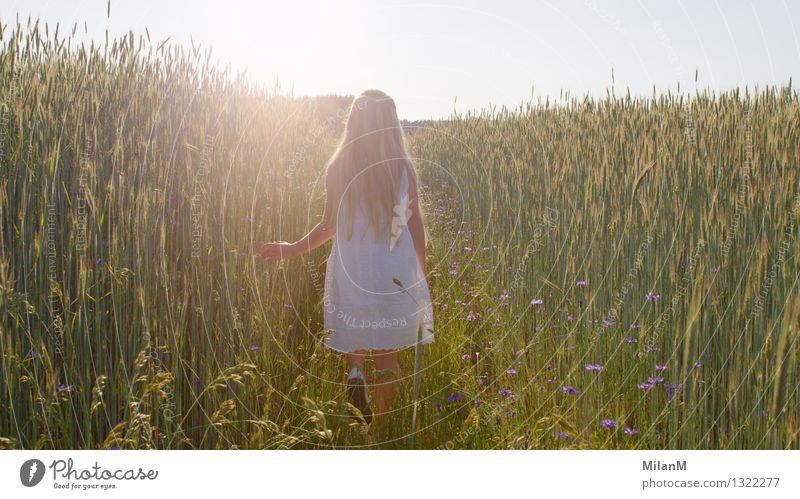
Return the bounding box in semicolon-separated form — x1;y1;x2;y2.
326;89;418;241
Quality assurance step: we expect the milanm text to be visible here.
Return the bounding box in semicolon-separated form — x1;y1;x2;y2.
643;460;687;471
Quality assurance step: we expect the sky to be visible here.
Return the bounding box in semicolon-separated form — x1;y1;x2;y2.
1;0;798;120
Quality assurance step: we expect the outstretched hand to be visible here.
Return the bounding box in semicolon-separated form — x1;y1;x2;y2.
260;241;297;261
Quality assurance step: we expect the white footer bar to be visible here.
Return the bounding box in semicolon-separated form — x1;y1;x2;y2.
2;450;798;498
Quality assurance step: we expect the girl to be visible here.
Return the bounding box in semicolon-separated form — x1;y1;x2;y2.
260;89;434;425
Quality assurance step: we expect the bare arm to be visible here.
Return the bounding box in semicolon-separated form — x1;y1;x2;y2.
260;172;337;261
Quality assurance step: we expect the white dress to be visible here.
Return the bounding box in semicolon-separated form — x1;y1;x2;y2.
323;168;434;353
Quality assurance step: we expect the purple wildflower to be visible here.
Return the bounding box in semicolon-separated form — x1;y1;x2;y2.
600;419;617;430
623;337;638;344
466;311;477;321
646;291;661;302
505;369;518;376
647;376;664;384
577;280;586;287
655;364;668;371
562;386;579;395
637;382;654;390
498;388;514;397
447;392;464;403
531;298;543;305
553;431;573;440
585;363;603;372
665;383;682;398
283;303;294;309
624;427;639;436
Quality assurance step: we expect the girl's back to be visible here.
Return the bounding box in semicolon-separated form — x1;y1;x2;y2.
323;165;434;352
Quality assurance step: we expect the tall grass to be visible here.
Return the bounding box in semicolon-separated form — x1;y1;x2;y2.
0;20;797;449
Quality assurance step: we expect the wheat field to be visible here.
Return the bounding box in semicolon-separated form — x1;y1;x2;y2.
0;21;798;450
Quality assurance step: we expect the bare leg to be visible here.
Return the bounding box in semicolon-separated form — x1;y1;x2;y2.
372;349;402;424
345;349;368;372
344;349;371;423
